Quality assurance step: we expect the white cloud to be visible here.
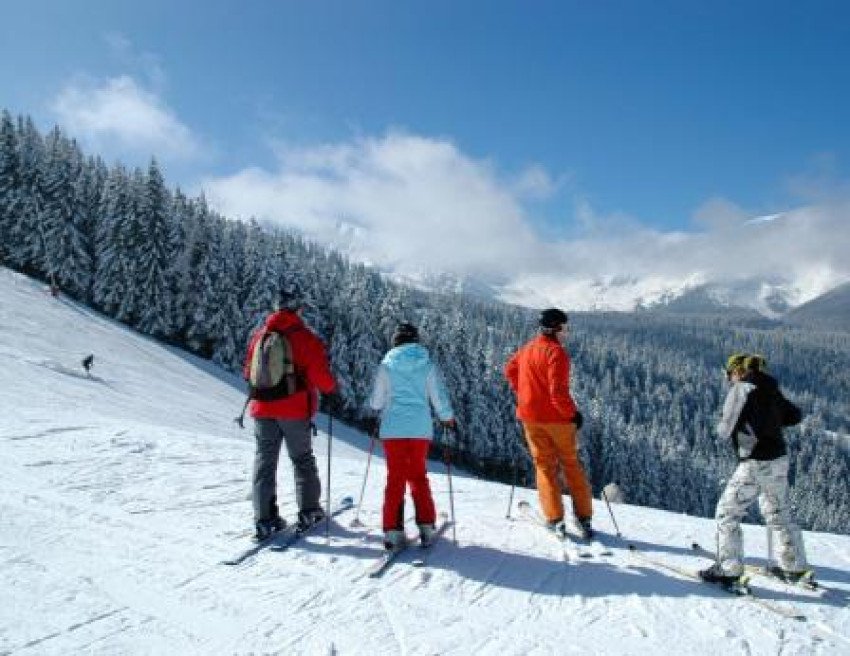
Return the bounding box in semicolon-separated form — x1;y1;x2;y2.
51;75;199;160
200;128;850;310
202;131;554;278
512;199;850;309
511;164;560;200
103;32;167;89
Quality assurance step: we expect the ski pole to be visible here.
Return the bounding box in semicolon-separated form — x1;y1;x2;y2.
234;396;250;429
506;418;524;519
326;411;333;543
350;432;377;528
505;461;517;519
766;525;774;569
601;488;622;538
443;427;457;545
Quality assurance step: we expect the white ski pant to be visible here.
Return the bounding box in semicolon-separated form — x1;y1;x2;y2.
715;455;807;575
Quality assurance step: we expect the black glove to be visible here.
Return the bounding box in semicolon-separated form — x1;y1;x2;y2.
323;391;342;414
573;410;584;431
363;415;380;438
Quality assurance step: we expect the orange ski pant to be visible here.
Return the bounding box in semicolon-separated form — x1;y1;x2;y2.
522;422;592;522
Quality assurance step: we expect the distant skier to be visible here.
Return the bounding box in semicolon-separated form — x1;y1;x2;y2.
243;286;337;541
366;322;455;550
81;354;94;375
504;308;593;538
699;353;809;585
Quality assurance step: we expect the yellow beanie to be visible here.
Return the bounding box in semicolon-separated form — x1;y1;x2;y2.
725;353;749;373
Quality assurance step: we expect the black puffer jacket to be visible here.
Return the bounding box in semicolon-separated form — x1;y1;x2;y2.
717;370;802;461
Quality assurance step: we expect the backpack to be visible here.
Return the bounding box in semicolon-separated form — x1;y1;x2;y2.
248;327;303;401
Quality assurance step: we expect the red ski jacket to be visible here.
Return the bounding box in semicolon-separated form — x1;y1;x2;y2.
504;333;578;423
243;310;336;420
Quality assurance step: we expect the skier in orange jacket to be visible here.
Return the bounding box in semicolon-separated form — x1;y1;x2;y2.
504;308;593;538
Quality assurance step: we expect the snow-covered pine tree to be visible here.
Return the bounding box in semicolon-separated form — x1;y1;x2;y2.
93;165;133;315
168;188;192;337
40;128;92;298
240;223;279;338
183;195;217;356
209;220;244;369
78;155;108;301
0;110;21;266
9;116;46;276
134;159;174;339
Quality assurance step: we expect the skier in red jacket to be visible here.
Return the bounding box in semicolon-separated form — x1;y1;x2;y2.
243;287;337;541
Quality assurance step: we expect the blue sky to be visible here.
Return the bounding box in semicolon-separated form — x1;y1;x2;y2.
2;1;849;305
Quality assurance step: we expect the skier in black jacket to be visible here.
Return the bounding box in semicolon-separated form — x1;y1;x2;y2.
699;354;809;585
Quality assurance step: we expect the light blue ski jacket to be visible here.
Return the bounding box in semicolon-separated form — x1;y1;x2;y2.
368;343;454;439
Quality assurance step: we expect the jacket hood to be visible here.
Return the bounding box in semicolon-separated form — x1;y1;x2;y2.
744;370;778;392
383;343;431;372
265;310;304;333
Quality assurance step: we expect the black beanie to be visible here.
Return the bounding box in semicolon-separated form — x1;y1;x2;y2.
392;322;419;347
538;308;568;330
274;284;302;311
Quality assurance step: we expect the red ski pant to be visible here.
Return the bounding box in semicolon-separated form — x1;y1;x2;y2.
381;438;436;531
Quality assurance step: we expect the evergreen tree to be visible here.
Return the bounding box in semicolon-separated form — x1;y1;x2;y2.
10;116;46;275
183;196;217;355
93;165;133;316
40;128;92;298
134;159;174;338
0;110;21;265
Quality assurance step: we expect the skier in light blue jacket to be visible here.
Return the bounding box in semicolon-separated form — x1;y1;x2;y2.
367;322;455;550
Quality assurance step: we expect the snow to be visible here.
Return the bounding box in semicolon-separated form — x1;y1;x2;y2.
1;267;849;655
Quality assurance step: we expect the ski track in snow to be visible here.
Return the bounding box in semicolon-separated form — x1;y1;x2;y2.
1;267;849;655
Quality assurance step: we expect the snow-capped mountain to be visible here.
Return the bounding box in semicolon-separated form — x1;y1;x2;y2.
639;278;803;319
327;205;848;323
384;266;818;321
784;281;850;330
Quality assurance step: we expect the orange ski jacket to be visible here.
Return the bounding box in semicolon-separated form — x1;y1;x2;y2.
504;334;578;423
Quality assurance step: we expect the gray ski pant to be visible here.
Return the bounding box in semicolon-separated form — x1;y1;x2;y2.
252;418;322;522
715;455;807;575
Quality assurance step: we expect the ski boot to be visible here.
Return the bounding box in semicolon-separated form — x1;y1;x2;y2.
383;529;407;552
698;563;748;592
418;523;436;547
575;516;594;540
296;508;326;532
254;516;287;542
768;566;818;588
546;519;568;539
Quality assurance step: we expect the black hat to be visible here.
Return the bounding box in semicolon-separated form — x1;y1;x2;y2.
392;322;419;347
538;308;568;330
274;284;303;311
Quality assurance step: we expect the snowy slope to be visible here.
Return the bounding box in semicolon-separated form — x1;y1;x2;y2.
1;268;849;656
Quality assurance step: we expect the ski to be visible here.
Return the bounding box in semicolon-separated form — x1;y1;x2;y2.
412;513;452;567
365;513;452;577
366;538;415;578
222;496;354;566
516;500;589;561
627;544;806;621
566;518;613;557
690;542;819;592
